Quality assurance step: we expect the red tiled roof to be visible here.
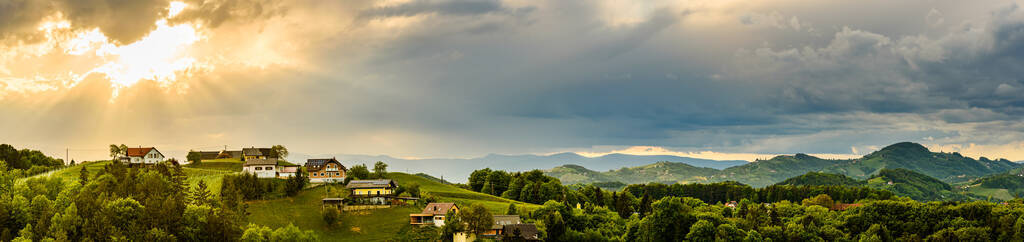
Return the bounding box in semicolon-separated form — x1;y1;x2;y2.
422;203;457;215
125;147;155;157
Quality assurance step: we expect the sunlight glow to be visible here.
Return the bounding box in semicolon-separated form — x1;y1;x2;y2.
168;2;188;17
90;20;202;90
46;2;207;98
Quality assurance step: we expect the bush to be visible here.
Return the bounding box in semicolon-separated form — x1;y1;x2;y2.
322;207;339;227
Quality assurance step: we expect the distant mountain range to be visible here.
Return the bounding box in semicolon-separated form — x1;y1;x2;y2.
545;142;1022;187
287;152;748;183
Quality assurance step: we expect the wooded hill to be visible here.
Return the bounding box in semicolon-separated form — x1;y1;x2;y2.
545;142;1022;188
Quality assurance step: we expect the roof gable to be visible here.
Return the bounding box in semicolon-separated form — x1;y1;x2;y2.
421;202;457;215
126;147;160;157
243;158;278;166
305;158;346;172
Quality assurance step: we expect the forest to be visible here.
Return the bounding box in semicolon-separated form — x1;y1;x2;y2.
467;167;1024;241
0;160;316;241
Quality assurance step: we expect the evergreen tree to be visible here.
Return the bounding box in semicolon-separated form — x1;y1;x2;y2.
78;166;89;185
507;203;518;215
191;180;214;206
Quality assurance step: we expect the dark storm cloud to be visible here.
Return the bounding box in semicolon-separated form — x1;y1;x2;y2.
290;0;1024;155
0;0;169;44
0;0;282;45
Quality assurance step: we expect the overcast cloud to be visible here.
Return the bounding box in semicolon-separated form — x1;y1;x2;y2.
1;0;1023;162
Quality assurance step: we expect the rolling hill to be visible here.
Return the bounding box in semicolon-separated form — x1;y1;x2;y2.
544;142;1022;188
865;168;969;201
292;152;748;183
52;159;538;241
548;161;720;184
776;172;865;186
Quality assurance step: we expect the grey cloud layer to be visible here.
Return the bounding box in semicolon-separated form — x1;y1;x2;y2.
3;0;1024;159
0;0;280;44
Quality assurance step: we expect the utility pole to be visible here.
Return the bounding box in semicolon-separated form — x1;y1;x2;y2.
66;148;69;165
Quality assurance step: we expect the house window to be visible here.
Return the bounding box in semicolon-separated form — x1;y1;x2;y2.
255;167;262;170
320;173;324;176
267;166;273;171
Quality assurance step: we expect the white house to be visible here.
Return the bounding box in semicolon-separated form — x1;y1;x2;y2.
121;147;165;165
278;166;299;178
242;158;278;178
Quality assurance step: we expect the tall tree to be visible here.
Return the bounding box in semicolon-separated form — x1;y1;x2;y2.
78;166;89;185
187;151;201;166
109;144;122;159
349;164;370;179
373;161;388;178
271;145;288;159
191;180;214;206
462;203;494;235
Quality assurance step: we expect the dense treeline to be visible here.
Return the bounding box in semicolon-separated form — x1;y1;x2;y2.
776;172;866;186
518;194;1024;241
0;144;65;177
621;182;894;204
469;169;568;204
0;160;315;241
469;168;893;211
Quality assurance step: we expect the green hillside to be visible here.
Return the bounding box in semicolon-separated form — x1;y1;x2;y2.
776;172;865;186
962;172;1024;201
547;162;719;185
824;142;1020;183
866;168;968;201
54;159;240;193
713;154;845;187
247;172;539;241
546;142;1022;189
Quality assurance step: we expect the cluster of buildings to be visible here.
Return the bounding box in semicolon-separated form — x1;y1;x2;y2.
123;146;539;241
409;203;539;241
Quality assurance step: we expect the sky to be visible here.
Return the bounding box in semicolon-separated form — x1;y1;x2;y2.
1;0;1023;162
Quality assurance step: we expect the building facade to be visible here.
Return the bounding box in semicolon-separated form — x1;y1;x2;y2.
305;158;347;183
121;147;165;165
242;158;278;178
347;179;397;204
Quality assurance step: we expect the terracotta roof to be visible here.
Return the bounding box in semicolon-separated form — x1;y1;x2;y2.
492;215;521;229
244;158;278;166
502;224;539;240
346;179;396;189
305;158;346;172
125;147;157;157
421;203;457;215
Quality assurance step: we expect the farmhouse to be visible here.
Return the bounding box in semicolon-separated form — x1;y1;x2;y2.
410;203;459;227
482;215;522;236
305;158;346;183
347;179;397;204
242;147;277;161
242;158;278;178
501;224;540;241
121;147;165;166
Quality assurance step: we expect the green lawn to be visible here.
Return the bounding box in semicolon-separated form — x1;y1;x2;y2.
246;172;541;241
388;172;540;214
51;160;111;181
246;184;420;241
189;158;244;171
52;163;540;241
967;186;1015;201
